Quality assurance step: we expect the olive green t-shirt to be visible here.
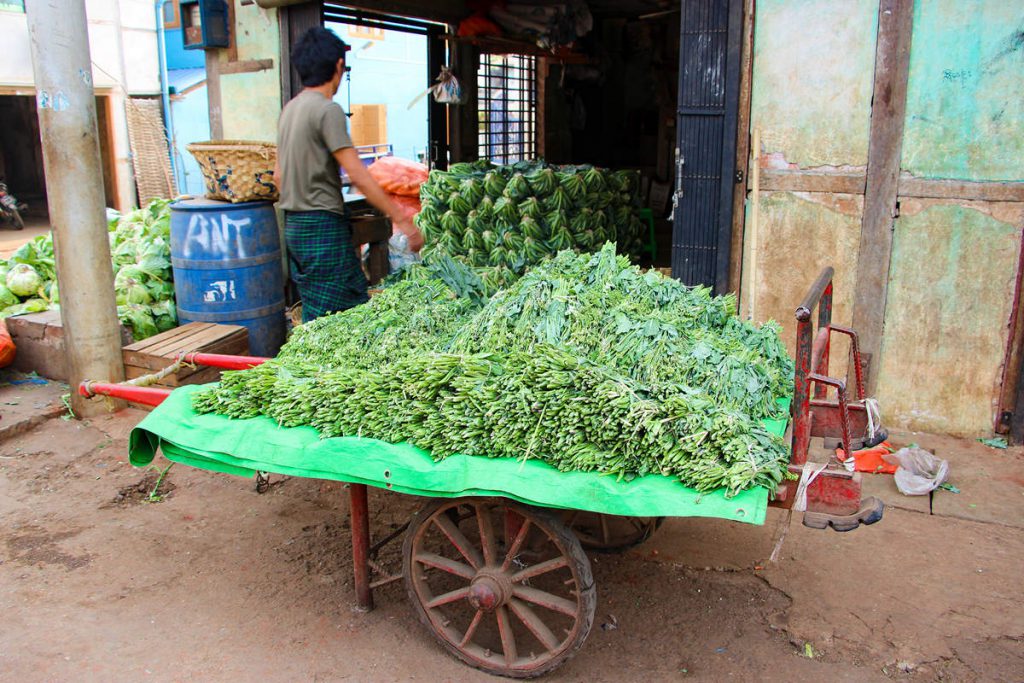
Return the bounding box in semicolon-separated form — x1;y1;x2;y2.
276;90;353;215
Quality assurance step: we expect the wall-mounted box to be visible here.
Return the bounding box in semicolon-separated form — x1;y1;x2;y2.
180;0;230;50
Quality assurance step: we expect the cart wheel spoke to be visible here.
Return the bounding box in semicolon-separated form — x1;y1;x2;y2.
459;609;484;648
426;586;472;610
433;513;483;569
415;551;475;580
511;556;569;584
501;519;532;571
599;514;611;545
404;498;595;678
496;605;518;667
476;502;498;566
512;585;578;617
508;597;560;652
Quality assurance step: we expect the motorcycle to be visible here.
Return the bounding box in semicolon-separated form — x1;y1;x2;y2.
0;181;25;230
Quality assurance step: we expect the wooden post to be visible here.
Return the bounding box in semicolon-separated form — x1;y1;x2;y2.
745;128;761;321
852;0;914;394
728;0;756;295
349;483;373;612
205;50;224;139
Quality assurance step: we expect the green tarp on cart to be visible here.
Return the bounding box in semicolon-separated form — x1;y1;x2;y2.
130;385;791;526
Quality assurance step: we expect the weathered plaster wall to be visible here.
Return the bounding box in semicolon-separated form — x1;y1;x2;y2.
746;0;1024;437
877;200;1024;435
747;191;863;358
749;0;877;168
901;1;1024;182
218;1;281;141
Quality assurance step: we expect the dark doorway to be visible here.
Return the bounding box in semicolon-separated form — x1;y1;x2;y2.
670;0;744;293
0;95;47;219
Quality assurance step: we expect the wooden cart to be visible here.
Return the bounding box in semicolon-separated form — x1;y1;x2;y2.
83;267;883;678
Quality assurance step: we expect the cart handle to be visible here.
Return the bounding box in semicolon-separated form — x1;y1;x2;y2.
183;352;269;370
79;381;172;407
795;266;835;322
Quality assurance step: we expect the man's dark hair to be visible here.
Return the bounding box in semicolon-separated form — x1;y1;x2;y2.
291;27;349;87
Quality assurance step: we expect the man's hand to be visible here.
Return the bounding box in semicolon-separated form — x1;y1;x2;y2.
335;148;426;252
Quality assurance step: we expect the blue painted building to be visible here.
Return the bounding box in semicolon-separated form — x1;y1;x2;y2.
167;68;210;196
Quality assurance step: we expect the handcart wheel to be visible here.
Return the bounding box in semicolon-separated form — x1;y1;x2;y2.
564;512;665;553
403;497;596;679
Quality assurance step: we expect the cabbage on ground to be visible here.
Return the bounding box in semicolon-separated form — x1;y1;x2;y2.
0;199;176;340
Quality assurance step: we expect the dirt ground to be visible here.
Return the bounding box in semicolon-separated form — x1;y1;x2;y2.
0;381;1022;681
0;216;49;259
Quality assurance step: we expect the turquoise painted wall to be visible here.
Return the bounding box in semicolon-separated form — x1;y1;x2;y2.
325;23;429;162
220;2;281;140
902;0;1024;182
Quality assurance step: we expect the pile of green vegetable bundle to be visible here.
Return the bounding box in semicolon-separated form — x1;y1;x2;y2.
415;159;645;291
193;244;794;496
0;199;176;340
108;200;177;339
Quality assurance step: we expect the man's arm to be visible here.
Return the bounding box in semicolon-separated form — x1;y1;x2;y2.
334;148;423;252
273;159;282;192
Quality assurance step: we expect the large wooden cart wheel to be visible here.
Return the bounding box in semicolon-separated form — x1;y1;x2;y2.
403;498;596;678
564;512;665;553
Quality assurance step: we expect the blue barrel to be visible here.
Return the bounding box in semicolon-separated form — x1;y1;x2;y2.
170;198;286;357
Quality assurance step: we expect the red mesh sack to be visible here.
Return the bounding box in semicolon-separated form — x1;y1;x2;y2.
367;157;429;197
389;194;422;220
457;14;502;37
0;319;15;368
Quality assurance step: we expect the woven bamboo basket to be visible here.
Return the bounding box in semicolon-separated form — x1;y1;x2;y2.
187;140;279;203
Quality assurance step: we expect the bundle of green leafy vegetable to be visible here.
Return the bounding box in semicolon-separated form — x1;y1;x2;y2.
193;244;794;496
0;199;177;340
415;159;646;290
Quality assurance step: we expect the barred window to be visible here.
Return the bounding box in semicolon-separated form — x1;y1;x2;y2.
477;54;537;164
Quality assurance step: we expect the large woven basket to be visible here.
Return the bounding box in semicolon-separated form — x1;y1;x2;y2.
187;140;279;203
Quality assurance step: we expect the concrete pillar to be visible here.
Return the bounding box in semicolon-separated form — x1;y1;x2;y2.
26;0;126;416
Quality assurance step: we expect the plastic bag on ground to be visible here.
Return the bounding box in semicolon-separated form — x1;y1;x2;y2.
388;232;420;274
883;447;949;495
367;157;428;197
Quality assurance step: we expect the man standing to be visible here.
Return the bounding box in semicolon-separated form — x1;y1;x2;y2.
275;27;422;323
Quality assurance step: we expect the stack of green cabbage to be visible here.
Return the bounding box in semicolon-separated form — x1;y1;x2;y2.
415;159;645;291
0;237;58;318
0;198;177;340
193;244;794;496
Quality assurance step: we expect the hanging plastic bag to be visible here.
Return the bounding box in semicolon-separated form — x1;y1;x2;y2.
367;157;429;197
0;318;16;368
432;67;463;104
883;447;950;495
407;67;465;109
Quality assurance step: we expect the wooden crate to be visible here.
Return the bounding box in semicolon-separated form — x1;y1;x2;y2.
122;322;249;401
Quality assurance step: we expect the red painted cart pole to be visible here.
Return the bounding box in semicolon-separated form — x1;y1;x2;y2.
349;483;373;612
